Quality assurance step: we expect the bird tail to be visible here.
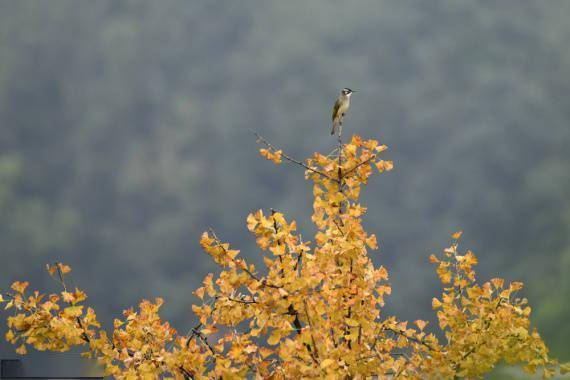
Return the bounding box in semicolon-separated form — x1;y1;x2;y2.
331;121;338;135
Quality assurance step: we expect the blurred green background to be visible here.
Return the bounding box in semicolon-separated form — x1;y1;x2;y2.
1;0;569;375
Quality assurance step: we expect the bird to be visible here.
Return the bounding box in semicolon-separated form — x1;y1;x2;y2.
331;88;355;135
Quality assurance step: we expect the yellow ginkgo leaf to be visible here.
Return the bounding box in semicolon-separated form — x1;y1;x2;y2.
320;358;336;369
414;320;428;331
267;330;281;346
10;281;29;294
15;344;27;355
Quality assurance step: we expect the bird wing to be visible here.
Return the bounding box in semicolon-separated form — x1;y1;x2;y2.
332;98;342;122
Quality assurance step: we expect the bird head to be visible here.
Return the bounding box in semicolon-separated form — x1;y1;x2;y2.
341;88;356;97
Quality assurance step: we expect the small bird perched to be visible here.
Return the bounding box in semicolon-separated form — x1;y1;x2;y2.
331;88;355;135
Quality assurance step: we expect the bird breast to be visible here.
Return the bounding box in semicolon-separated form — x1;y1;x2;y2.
339;98;350;113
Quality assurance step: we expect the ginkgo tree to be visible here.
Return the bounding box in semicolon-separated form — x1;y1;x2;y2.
1;133;568;379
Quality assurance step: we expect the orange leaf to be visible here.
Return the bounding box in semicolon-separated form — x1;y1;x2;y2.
432;298;442;309
11;281;29;294
15;344;27;355
58;263;72;274
194;287;205;300
415;320;428;331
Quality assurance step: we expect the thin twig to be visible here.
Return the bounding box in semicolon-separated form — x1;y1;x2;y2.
343;154;377;178
357;352;407;363
208;229;282;289
383;326;436;352
253;131;335;182
185;302;216;348
179;366;194;380
186;322;203;347
293;248;304;272
271;209;285;278
303;299;319;361
192;327;216;356
289;304;303;336
54;263;91;344
337;128;343;189
225;296;257;305
346;259;354;350
333;219;345;236
452;298;503;371
330;328;338;348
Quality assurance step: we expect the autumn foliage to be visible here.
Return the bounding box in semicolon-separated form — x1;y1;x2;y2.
1;135;568;379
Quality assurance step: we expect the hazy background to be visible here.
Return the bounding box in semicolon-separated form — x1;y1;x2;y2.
1;0;569;376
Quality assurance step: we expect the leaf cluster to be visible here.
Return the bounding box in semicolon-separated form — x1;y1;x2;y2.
2;135;567;379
